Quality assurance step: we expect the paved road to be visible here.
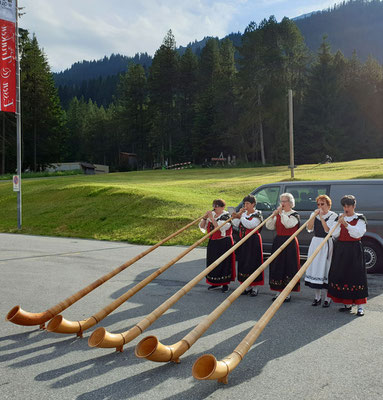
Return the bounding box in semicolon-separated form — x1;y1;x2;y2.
1;233;382;400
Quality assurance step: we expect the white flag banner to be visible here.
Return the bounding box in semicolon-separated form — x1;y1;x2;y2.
0;0;16;23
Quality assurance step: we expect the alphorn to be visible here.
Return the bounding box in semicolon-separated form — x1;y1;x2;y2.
47;217;234;337
192;221;340;384
89;215;272;351
135;213;315;363
6;216;202;329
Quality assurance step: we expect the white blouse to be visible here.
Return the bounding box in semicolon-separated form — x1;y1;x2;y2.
199;210;232;237
266;210;299;230
232;211;262;230
331;213;366;239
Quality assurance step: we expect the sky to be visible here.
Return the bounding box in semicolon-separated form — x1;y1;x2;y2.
19;0;338;73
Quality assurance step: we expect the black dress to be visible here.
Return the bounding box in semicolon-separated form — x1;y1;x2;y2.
327;214;368;305
269;212;301;292
204;213;236;286
237;211;264;286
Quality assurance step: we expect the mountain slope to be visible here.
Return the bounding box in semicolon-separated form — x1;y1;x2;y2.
53;0;383;106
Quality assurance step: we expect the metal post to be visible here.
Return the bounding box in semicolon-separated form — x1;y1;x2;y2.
15;0;22;229
288;89;294;179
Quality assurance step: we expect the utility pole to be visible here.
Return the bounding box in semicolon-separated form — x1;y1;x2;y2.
288;89;295;179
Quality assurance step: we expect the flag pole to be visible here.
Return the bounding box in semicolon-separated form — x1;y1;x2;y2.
15;0;22;229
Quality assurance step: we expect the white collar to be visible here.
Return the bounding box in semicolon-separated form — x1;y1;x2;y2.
282;209;295;215
213;210;228;218
317;211;333;218
344;213;358;221
244;210;256;216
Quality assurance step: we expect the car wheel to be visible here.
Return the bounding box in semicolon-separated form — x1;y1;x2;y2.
362;239;383;274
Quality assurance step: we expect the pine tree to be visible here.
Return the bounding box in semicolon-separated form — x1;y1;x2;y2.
297;37;342;163
148;30;179;165
178;47;198;161
192;38;221;163
237;17;308;164
116;63;149;168
21;34;66;171
215;38;237;159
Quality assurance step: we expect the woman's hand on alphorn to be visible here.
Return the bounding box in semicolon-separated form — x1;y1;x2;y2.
272;206;282;217
338;213;348;227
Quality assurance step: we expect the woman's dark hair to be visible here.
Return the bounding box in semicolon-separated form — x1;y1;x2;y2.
242;195;256;205
212;199;226;208
341;195;356;206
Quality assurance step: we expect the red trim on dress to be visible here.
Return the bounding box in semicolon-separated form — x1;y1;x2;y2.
327;294;367;305
206;281;224;287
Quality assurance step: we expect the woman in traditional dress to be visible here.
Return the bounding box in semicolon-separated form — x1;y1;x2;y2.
327;195;368;316
232;195;264;297
266;193;300;302
304;195;337;307
199;199;235;293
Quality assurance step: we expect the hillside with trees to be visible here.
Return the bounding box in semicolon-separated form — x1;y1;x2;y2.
1;0;382;174
52;0;383;109
295;0;383;63
54;53;152;108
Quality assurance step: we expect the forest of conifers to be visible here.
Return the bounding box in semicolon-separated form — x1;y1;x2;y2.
1;0;383;173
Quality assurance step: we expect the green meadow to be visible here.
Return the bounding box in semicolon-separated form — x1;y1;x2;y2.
0;159;382;246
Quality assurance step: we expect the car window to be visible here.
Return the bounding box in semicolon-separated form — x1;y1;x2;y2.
252;186;280;211
286;185;330;211
330;184;383;211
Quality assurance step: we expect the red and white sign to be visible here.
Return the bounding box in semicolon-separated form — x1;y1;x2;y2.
0;0;16;113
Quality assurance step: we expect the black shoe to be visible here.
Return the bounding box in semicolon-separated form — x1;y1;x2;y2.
241;288;251;295
221;285;229;293
284;295;291;303
322;300;331;308
208;285;221;290
356;308;364;316
312;299;321;306
271;294;278;301
250;288;258;297
338;305;352;312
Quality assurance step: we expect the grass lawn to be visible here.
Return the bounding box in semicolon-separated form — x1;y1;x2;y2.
0;158;382;245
